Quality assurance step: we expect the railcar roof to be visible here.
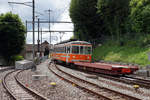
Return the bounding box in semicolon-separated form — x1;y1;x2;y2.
55;41;91;46
55;39;77;45
69;41;91;44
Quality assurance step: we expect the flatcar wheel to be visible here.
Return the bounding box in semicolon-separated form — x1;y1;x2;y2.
121;74;125;77
70;63;75;69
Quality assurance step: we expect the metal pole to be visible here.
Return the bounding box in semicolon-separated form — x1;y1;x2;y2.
26;20;27;34
41;28;42;56
48;9;51;45
25;20;27;43
59;32;61;42
32;0;35;60
38;18;40;52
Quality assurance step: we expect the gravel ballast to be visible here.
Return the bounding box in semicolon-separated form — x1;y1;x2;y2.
58;64;150;100
17;59;150;100
18;60;101;100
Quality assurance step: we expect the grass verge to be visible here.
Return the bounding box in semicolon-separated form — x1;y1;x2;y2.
92;37;150;67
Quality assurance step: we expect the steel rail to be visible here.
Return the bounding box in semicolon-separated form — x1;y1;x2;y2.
2;70;48;100
96;73;150;89
2;70;17;99
54;64;141;100
0;67;14;73
15;70;49;100
125;76;150;83
48;65;111;100
122;76;150;88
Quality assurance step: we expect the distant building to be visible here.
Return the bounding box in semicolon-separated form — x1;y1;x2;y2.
23;41;53;60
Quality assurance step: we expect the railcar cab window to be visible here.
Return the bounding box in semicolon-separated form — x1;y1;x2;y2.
72;46;79;54
67;46;71;53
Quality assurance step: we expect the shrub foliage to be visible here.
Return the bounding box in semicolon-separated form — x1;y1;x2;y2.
0;12;26;64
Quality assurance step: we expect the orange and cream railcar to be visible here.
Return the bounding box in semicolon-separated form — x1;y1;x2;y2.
51;41;92;64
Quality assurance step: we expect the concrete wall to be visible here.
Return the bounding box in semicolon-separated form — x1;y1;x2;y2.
15;60;33;69
0;56;6;65
25;52;33;60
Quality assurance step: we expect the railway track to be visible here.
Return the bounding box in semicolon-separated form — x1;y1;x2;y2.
2;70;48;100
123;75;150;87
95;73;150;89
49;63;141;100
0;67;14;72
0;67;15;100
70;65;150;89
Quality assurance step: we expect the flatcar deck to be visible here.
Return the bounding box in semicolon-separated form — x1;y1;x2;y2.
74;62;138;75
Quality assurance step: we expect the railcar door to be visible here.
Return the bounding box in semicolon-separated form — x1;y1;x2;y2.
66;46;70;63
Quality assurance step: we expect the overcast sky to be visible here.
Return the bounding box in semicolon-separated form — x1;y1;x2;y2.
0;0;73;44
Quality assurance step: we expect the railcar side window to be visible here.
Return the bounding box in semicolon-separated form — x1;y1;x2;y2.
72;46;79;54
85;47;91;54
80;46;84;54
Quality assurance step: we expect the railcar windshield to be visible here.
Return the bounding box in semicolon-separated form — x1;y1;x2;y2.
67;46;71;53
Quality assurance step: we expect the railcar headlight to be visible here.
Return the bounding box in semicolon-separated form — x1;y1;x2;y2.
73;56;75;58
87;56;90;59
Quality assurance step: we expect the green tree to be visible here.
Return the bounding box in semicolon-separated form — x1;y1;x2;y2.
97;0;130;40
0;12;26;64
129;0;150;34
69;0;102;41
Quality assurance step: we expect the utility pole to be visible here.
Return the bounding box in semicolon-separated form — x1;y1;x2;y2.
25;20;28;44
32;0;35;60
26;20;27;34
37;18;40;52
41;28;42;56
45;9;52;45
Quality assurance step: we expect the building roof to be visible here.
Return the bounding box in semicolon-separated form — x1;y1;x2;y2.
25;41;51;52
42;40;49;45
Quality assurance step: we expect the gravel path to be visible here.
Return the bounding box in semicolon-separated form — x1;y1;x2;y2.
18;60;102;100
0;68;15;100
58;64;150;100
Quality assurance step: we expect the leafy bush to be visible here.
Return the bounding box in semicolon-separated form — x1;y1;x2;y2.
11;55;24;61
0;12;26;63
